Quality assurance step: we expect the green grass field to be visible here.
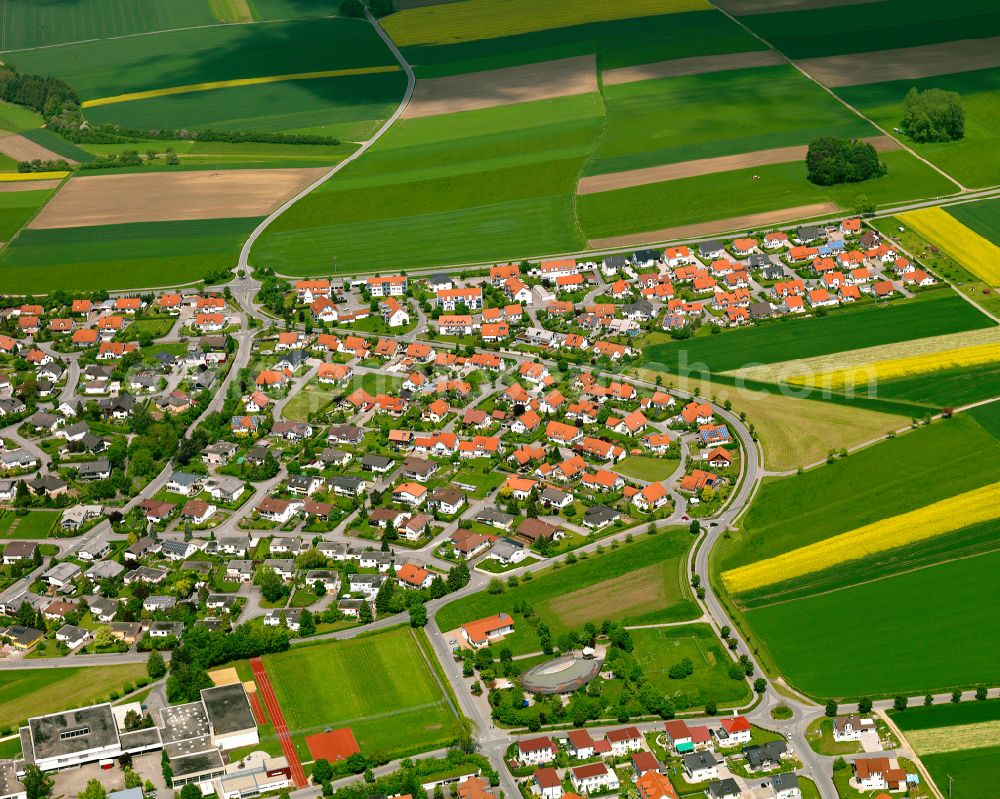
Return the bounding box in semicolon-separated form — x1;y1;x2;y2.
0;217;258;293
614;455;680;482
0;101;42;135
968;399;1000;439
437;529;698;643
0;510;61;538
263;627;456;758
643;292;990;375
17;129;94;163
734;0;1000;59
946;196;1000;245
743;548;1000;698
631;624;751;708
577;149;959;240
0;664;148;730
921;746;1000;799
890;697;1000;730
253;93;604;274
837;69;1000;189
248;0;341;21
0;189;56;241
0;0;217;51
721;414;1000;571
80;139;358;171
587;65;874;176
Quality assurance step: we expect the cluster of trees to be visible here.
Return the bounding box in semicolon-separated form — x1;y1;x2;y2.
17;158;71;173
167;623;291;702
902;87;964;143
79;149;180;170
806;137;887;185
0;65;77;116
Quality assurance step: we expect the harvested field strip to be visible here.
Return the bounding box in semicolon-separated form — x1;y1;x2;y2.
907;721;1000;754
0;174;68;184
0;134;77;165
402;56;597;118
797;36;1000;88
723;481;1000;594
788;340;1000;391
900;206;1000;285
578;137;897;194
602;50;783;85
83;66;402;108
30;168;327;229
383;0;710;46
587;203;838;249
726;328;1000;385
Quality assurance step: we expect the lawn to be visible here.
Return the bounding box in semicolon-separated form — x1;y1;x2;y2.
0;188;56;241
281;385;339;423
0;664;148;730
630;624;751;709
0;217;259;293
614;455;680;482
587;65;874;176
0;0;216;50
836;68;1000;189
577;150;959;240
642;292;990;375
0;510;61;538
437;529;698;641
735;0;1000;59
252;93;604;274
743;548;1000;698
452;462;506;498
263;627;456;758
721;414;1000;571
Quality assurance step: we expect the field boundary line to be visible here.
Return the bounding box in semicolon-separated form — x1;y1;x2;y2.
83;65;402;107
237;8;415;273
410;628;460;720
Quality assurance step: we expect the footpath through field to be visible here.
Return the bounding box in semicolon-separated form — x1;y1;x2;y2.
250;657;307;788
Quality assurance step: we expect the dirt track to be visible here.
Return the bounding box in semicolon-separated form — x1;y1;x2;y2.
713;0;882;14
578;136;899;195
0;179;63;192
797;36;1000;87
587;202;840;249
602;50;784;85
402;55;597;118
0;133;78;165
30;167;328;229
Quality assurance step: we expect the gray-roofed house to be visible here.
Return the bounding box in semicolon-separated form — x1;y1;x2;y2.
698;240;725;259
706;778;741;799
771;773;800;799
744;741;787;772
583;504;620;530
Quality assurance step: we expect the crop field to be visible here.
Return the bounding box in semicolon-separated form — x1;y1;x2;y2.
252;93;604;274
836;68;1000;188
743;548;1000;698
0;101;42;135
0;0;216;51
732;0;1000;60
969;399;1000;439
921;746;1000;799
723;480;1000;594
720;414;1000;572
263;628;455;758
0;664;148;730
577;150;958;242
436;530;698;640
0;217;258;293
0;188;55;241
631;625;751;708
891;698;1000;731
642;292;991;375
899;207;1000;285
248;0;341;20
947;197;1000;246
586;66;874;176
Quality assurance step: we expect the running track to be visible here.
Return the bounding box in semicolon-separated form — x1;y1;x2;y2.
250;657;308;788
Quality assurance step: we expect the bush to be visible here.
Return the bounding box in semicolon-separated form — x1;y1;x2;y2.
340;0;365;16
806;137;886;186
902;87;964;143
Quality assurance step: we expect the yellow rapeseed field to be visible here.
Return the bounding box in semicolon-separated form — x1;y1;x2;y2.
899;206;1000;285
83;66;401;108
0;171;69;181
787;339;1000;391
383;0;710;47
722;480;1000;593
907;721;1000;755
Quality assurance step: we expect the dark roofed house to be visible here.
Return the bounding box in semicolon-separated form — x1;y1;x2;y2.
748;301;773;320
517;518;560;543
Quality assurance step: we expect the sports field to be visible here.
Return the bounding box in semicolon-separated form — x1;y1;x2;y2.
836;68;1000;188
0;188;55;240
262;627;456;758
0;664;148;730
631;625;751;708
642;292;991;375
743;548;1000;698
252;93;603;274
586;65;875;176
437;530;698;645
0;217;258;293
721;414;1000;572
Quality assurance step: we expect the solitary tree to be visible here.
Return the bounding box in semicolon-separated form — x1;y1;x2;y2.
825;700;838;718
858;697;872;714
147;649;166;680
893;695;908;711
